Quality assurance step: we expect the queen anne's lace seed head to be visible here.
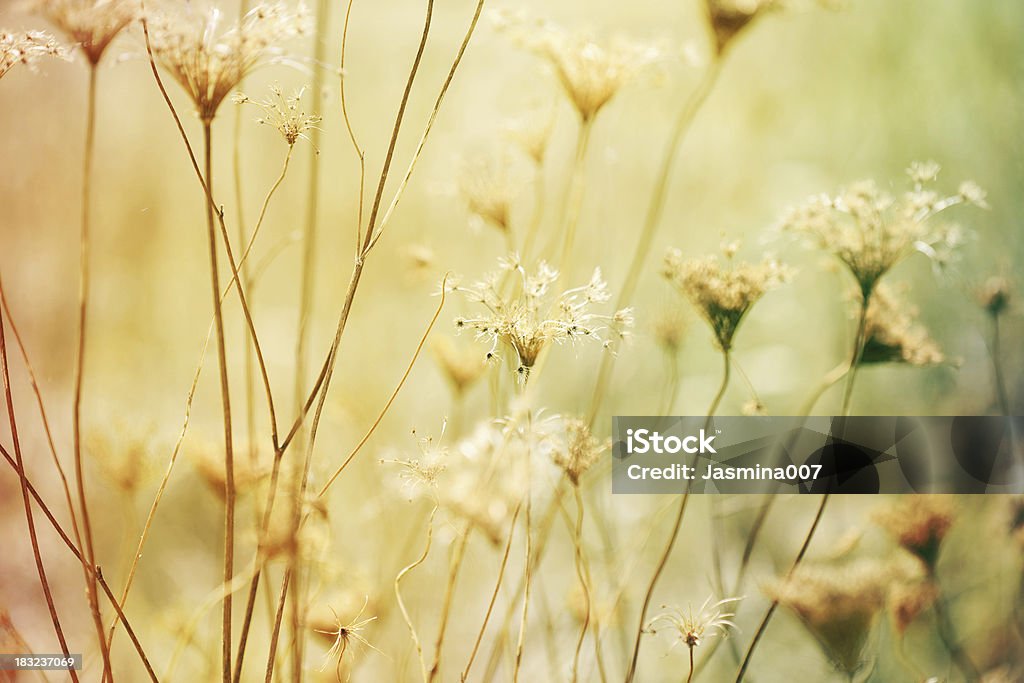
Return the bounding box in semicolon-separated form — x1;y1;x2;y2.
234;84;321;148
662;247;790;351
552;418;608;486
0;30;69;79
28;0;135;65
458;156;516;234
859;284;944;367
493;11;661;123
779;162;986;297
147;1;310;122
452;257;632;381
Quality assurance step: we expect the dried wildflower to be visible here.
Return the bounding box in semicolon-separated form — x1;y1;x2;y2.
779;162;985;297
888;580;938;636
381;425;449;501
652;307;689;356
147;2;310;122
494;11;660;123
645;596;741;651
28;0;135;65
458;156;516;234
234;84;320;148
552;418;608;486
858;284;944;366
978;276;1013;317
188;437;265;499
312;597;381;681
431;336;486;396
503;109;555;166
86;424;156;495
765;560;888;675
453;257;632;380
0;30;69;79
873;495;955;573
703;0;778;55
662;247;789;351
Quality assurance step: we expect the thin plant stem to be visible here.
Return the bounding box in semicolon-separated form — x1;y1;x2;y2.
588;59;723;425
202;120;237;683
512;403;535;683
570;485;593;683
73;62;113;682
687;645;695;683
733;492;830;682
0;289;78;683
520;161;547;263
556;118;594;281
990;312;1010;416
839;290;872;417
397;507;438;683
626;350;730;683
427;527;470;683
461;502;522;682
0;443;157;681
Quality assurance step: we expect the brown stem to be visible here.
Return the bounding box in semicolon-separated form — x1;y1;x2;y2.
427;529;470;683
0;286;78;683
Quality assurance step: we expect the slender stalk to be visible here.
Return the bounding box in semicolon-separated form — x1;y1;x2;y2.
520;162;547;263
461;503;522;682
990;312;1010;416
687;645;695;683
202;120;237;683
397;507;438;683
556;119;594;280
0;288;78;683
0;443;156;681
626;351;730;683
427;528;470;683
588;59;723;425
72;63;113;682
733;492;830;682
839;290;872;417
570;485;592;683
512;405;535;683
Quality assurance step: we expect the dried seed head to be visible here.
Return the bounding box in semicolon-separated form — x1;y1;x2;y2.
381;424;449;502
662;246;790;351
888;579;938;636
703;0;777;55
494;11;661;123
188;437;266;500
779;162;985;296
147;1;310;122
458;155;516;233
978;276;1013;317
311;597;381;680
1;30;69;79
86;423;157;496
652;307;689;356
552;417;608;486
234;84;320;148
765;560;888;674
453;257;631;381
28;0;135;65
431;335;487;395
873;495;956;573
644;596;741;651
859;283;944;367
503;109;555;166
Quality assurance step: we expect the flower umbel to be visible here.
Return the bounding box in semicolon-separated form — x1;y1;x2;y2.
453;257;632;380
29;0;135;65
552;417;609;486
645;596;741;651
779;162;985;297
662;247;789;351
234;84;321;148
859;283;945;367
873;495;956;573
147;1;310;122
0;30;69;79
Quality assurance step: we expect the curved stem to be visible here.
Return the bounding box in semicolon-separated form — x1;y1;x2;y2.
427;529;470;683
570;485;591;683
588;59;723;425
397;507;438;683
626;351;730;682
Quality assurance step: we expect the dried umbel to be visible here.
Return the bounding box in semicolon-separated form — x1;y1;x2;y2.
552;417;608;486
494;11;661;123
703;0;778;55
0;30;68;79
662;247;790;351
644;596;741;651
381;425;449;502
147;1;310;122
28;0;135;65
978;276;1013;317
888;579;938;636
779;162;986;297
765;560;888;675
86;424;157;496
873;495;956;573
458;156;516;234
503;110;554;166
234;84;320;148
453;256;633;380
859;283;945;367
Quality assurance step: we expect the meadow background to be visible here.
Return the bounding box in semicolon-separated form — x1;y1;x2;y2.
0;0;1022;681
